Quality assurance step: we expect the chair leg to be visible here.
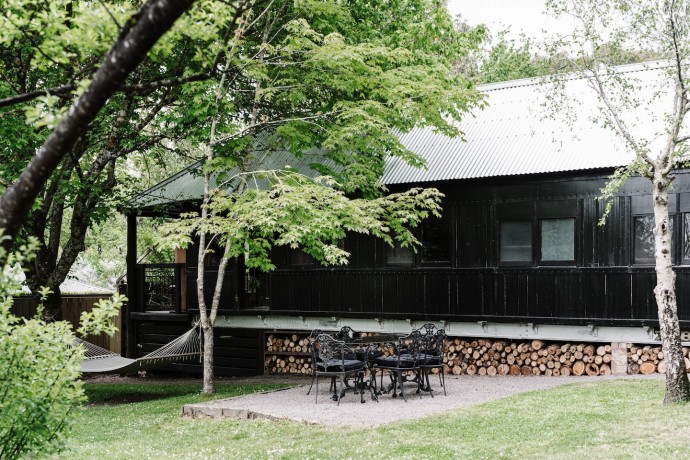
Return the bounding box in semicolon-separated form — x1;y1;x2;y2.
368;370;379;403
359;372;365;404
389;371;397;398
424;369;434;398
337;375;344;406
398;371;407;402
315;374;319;404
440;368;447;396
307;372;316;395
418;370;423;399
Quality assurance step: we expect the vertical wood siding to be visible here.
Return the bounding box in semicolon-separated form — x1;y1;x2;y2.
11;295;120;353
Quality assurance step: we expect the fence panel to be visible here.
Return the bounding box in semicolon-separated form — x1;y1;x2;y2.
11;295;120;353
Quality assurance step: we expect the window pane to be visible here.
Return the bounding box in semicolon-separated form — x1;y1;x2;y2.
500;221;532;262
421;214;451;264
636;214;674;264
386;244;414;266
290;248;314;267
634;215;655;264
540;218;575;262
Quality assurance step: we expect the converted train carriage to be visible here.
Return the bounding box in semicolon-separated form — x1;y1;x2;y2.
124;63;690;375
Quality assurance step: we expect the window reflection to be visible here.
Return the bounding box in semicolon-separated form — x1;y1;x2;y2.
683;214;690;264
634;215;673;265
500;221;532;262
386;243;414;266
540;218;575;262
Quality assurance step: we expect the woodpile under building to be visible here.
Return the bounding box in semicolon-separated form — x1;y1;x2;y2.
264;332;689;377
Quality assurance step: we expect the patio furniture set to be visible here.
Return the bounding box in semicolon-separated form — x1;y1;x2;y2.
306;324;447;404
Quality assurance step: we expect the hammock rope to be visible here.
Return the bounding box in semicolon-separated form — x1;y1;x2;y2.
74;324;202;373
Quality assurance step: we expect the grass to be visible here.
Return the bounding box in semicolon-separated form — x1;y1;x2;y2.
60;379;690;459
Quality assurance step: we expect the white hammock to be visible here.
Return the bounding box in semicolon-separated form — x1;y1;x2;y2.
76;326;201;373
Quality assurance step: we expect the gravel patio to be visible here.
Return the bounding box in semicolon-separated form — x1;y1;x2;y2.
181;374;656;427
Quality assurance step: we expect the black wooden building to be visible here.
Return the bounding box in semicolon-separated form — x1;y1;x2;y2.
124;63;690;375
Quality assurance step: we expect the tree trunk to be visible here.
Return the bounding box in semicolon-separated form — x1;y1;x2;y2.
36;286;62;322
652;172;690;403
0;0;195;256
202;320;215;394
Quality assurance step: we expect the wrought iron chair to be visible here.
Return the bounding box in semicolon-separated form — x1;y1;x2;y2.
306;329;329;396
372;330;423;401
335;326;357;341
418;326;447;397
314;334;369;405
420;322;438;337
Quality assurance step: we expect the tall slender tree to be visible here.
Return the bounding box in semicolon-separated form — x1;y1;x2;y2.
544;0;690;403
160;0;485;394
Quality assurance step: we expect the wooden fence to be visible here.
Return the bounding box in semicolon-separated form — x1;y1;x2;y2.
11;295;121;354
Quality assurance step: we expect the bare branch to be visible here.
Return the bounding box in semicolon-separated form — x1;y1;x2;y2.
120;71;212;93
211;112;332;146
0;84;76;108
97;0;123;29
661;5;689;175
589;65;654;166
0;71;216;109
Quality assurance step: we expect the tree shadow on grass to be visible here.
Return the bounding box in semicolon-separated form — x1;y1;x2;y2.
84;384;203;406
83;382;288;406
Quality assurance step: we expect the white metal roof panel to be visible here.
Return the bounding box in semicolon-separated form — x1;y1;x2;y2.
383;62;671;184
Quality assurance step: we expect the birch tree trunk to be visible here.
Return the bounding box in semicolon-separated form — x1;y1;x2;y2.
652;171;690;402
195;5;257;394
201;320;214;393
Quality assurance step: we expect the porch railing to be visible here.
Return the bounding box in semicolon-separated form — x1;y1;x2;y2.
137;263;183;313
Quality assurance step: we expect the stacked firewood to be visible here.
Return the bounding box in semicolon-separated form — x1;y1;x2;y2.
265;333;312;374
442;339;613;377
266;334;310;353
264;354;312;374
625;344;690;375
263;332;690;376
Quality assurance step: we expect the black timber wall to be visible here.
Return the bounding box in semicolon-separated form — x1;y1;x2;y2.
260;170;690;327
170;170;690;327
134;315;262;376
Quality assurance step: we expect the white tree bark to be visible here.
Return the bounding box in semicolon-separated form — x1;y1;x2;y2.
544;0;690;402
197;7;255;394
652;171;690;402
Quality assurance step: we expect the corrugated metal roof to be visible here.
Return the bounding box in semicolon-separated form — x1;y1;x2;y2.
133;146;335;208
132;62;673;207
383;62;672;184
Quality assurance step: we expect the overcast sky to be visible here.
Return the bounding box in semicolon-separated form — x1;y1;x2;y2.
446;0;574;41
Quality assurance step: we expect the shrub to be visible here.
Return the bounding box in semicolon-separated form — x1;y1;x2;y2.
0;309;85;459
0;236;100;459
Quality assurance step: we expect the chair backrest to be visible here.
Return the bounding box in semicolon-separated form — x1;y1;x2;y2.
420;323;438;336
315;334;356;366
382;330;423;367
307;329;326;362
423;328;447;359
335;326;356;341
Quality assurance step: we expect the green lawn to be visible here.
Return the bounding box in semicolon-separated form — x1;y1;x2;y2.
60;379;690;459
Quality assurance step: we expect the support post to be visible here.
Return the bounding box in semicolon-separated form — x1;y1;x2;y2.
126;213;138;358
175;247;187;312
611;342;628;375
